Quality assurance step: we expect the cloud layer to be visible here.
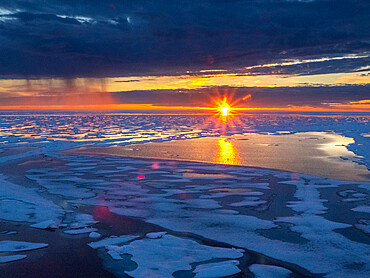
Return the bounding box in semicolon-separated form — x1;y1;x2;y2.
0;0;369;78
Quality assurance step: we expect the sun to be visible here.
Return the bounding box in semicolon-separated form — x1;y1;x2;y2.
207;88;251;118
216;97;233;117
220;104;230;116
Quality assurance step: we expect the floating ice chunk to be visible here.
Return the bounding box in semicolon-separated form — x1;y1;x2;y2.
88;235;138;249
193;260;241;278
146;232;167;239
249;264;292;278
6;231;17;235
0;241;48;252
70;214;98;229
355;219;370;234
0;255;27;263
63;228;97;235
30;220;58;229
125;234;243;277
229;198;266;207
351;206;370;213
89;232;102;239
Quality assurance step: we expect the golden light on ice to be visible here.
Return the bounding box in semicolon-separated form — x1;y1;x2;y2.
216;137;239;165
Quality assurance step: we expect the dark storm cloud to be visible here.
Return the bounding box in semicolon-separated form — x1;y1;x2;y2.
0;0;369;78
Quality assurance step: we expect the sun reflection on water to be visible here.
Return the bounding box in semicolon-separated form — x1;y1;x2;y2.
216;137;239;165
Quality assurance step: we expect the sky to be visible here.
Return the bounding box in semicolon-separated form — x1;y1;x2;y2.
0;0;369;111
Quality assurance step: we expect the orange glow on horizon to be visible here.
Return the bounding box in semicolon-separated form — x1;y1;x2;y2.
0;104;369;112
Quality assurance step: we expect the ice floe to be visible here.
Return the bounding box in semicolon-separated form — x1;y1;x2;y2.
30;220;58;229
146;232;167;239
89;232;102;239
351;205;370;213
193;260;241;278
63;227;97;235
0;254;27;263
0;240;48;252
112;234;244;277
88;235;138;249
249;264;292;278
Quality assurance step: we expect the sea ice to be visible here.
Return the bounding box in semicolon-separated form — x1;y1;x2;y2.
146;232;167;239
30;220;58;229
229;197;266;207
0;254;27;263
89;232;102;239
193;260;241;278
70;214;98;228
0;174;63;223
249;264;292;278
0;241;48;252
124;234;244;277
88;235;138;249
63;228;97;235
351;205;370;213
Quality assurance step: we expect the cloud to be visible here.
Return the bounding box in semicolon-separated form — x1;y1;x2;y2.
0;0;369;78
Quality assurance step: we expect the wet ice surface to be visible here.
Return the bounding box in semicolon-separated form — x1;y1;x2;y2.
0;112;369;277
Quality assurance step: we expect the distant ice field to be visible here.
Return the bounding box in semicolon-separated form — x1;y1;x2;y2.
0;112;369;167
